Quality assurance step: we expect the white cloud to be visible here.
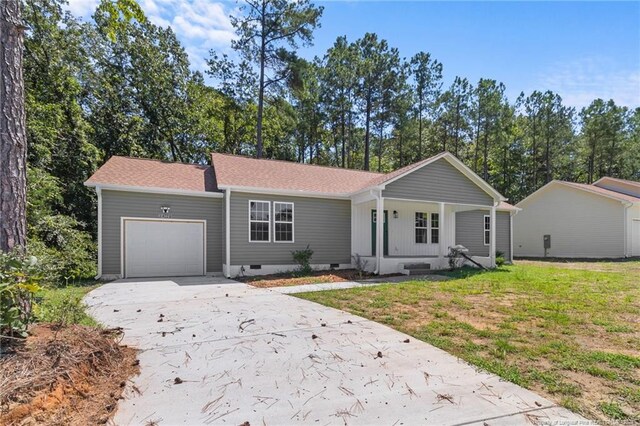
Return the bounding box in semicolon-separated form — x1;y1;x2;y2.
66;0;100;19
66;0;237;74
535;57;640;109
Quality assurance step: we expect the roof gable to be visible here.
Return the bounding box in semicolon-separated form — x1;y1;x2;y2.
381;157;497;205
517;180;640;207
593;177;640;198
372;152;505;202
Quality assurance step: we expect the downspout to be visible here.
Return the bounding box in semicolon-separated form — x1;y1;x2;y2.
374;189;384;275
225;189;231;277
509;210;516;263
96;187;102;279
623;202;632;257
490;202;497;268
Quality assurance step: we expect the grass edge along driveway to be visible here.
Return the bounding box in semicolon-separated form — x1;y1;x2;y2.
296;261;640;424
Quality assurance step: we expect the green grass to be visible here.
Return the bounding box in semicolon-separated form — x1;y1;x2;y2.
296;261;640;423
35;282;100;327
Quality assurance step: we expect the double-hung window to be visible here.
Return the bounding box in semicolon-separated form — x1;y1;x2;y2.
249;201;270;242
274;202;294;242
431;213;440;244
415;212;428;244
484;215;491;246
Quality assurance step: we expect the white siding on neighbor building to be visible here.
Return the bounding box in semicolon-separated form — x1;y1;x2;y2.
514;184;626;258
628;204;640;256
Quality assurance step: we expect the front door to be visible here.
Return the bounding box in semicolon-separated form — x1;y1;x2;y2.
371;210;389;256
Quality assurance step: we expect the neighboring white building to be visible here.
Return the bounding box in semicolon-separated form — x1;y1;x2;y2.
514;178;640;258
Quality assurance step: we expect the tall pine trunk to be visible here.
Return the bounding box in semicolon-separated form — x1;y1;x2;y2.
255;1;267;158
0;0;27;252
364;91;371;170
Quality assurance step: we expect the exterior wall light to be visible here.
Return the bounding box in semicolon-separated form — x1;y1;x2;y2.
393;210;398;219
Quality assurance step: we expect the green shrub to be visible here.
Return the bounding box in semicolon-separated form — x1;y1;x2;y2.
28;215;96;286
292;245;314;276
495;250;506;267
0;252;42;337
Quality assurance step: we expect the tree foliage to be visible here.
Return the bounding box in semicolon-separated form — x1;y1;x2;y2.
12;0;640;286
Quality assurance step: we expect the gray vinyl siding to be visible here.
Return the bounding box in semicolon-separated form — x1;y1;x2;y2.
229;192;351;265
455;210;511;260
382;159;494;206
101;190;223;275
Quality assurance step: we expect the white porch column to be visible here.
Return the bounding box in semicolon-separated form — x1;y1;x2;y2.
490;205;496;268
439;202;446;265
376;190;384;274
225;189;231;278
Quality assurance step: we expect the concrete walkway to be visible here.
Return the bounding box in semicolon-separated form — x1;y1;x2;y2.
85;277;586;425
274;274;450;294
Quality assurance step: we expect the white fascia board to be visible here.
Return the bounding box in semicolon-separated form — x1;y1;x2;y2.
217;185;350;200
85;182;223;198
350;188;382;204
498;205;522;213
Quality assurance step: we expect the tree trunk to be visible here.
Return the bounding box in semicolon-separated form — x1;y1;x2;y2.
364;91;371;171
377;122;383;172
453;99;461;157
417;97;423;161
0;0;27;252
255;1;267;158
340;108;346;168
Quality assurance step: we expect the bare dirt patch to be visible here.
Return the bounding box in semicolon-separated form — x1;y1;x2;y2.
0;324;139;425
516;258;640;274
241;269;400;288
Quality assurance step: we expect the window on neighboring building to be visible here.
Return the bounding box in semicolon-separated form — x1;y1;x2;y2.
274;202;294;242
249;200;270;242
431;213;440;244
415;212;428;244
484;215;491;246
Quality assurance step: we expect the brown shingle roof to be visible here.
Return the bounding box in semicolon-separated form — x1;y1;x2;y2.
560;181;640;203
85;156;217;193
211;153;383;195
596;176;640;188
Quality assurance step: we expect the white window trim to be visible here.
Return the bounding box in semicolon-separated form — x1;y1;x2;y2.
431;212;440;244
415;212;429;244
248;200;271;243
484;214;491;246
273;201;295;243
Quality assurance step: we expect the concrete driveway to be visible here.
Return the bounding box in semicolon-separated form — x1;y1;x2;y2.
86;277;585;425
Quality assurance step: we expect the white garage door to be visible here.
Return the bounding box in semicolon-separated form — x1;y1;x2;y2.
124;219;205;278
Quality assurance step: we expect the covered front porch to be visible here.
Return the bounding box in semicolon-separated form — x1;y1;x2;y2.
351;193;497;275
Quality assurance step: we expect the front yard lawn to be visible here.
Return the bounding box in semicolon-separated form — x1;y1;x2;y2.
296;260;640;423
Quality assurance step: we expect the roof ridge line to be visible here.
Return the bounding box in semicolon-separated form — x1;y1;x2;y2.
211;152;384;176
111;155;210;168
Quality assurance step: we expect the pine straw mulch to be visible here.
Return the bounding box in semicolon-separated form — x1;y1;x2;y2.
240;269;401;288
0;324;139;426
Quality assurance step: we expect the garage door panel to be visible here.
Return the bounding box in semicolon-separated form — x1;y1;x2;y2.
124;220;205;278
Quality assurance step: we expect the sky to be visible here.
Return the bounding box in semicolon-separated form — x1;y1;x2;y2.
67;0;640;109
